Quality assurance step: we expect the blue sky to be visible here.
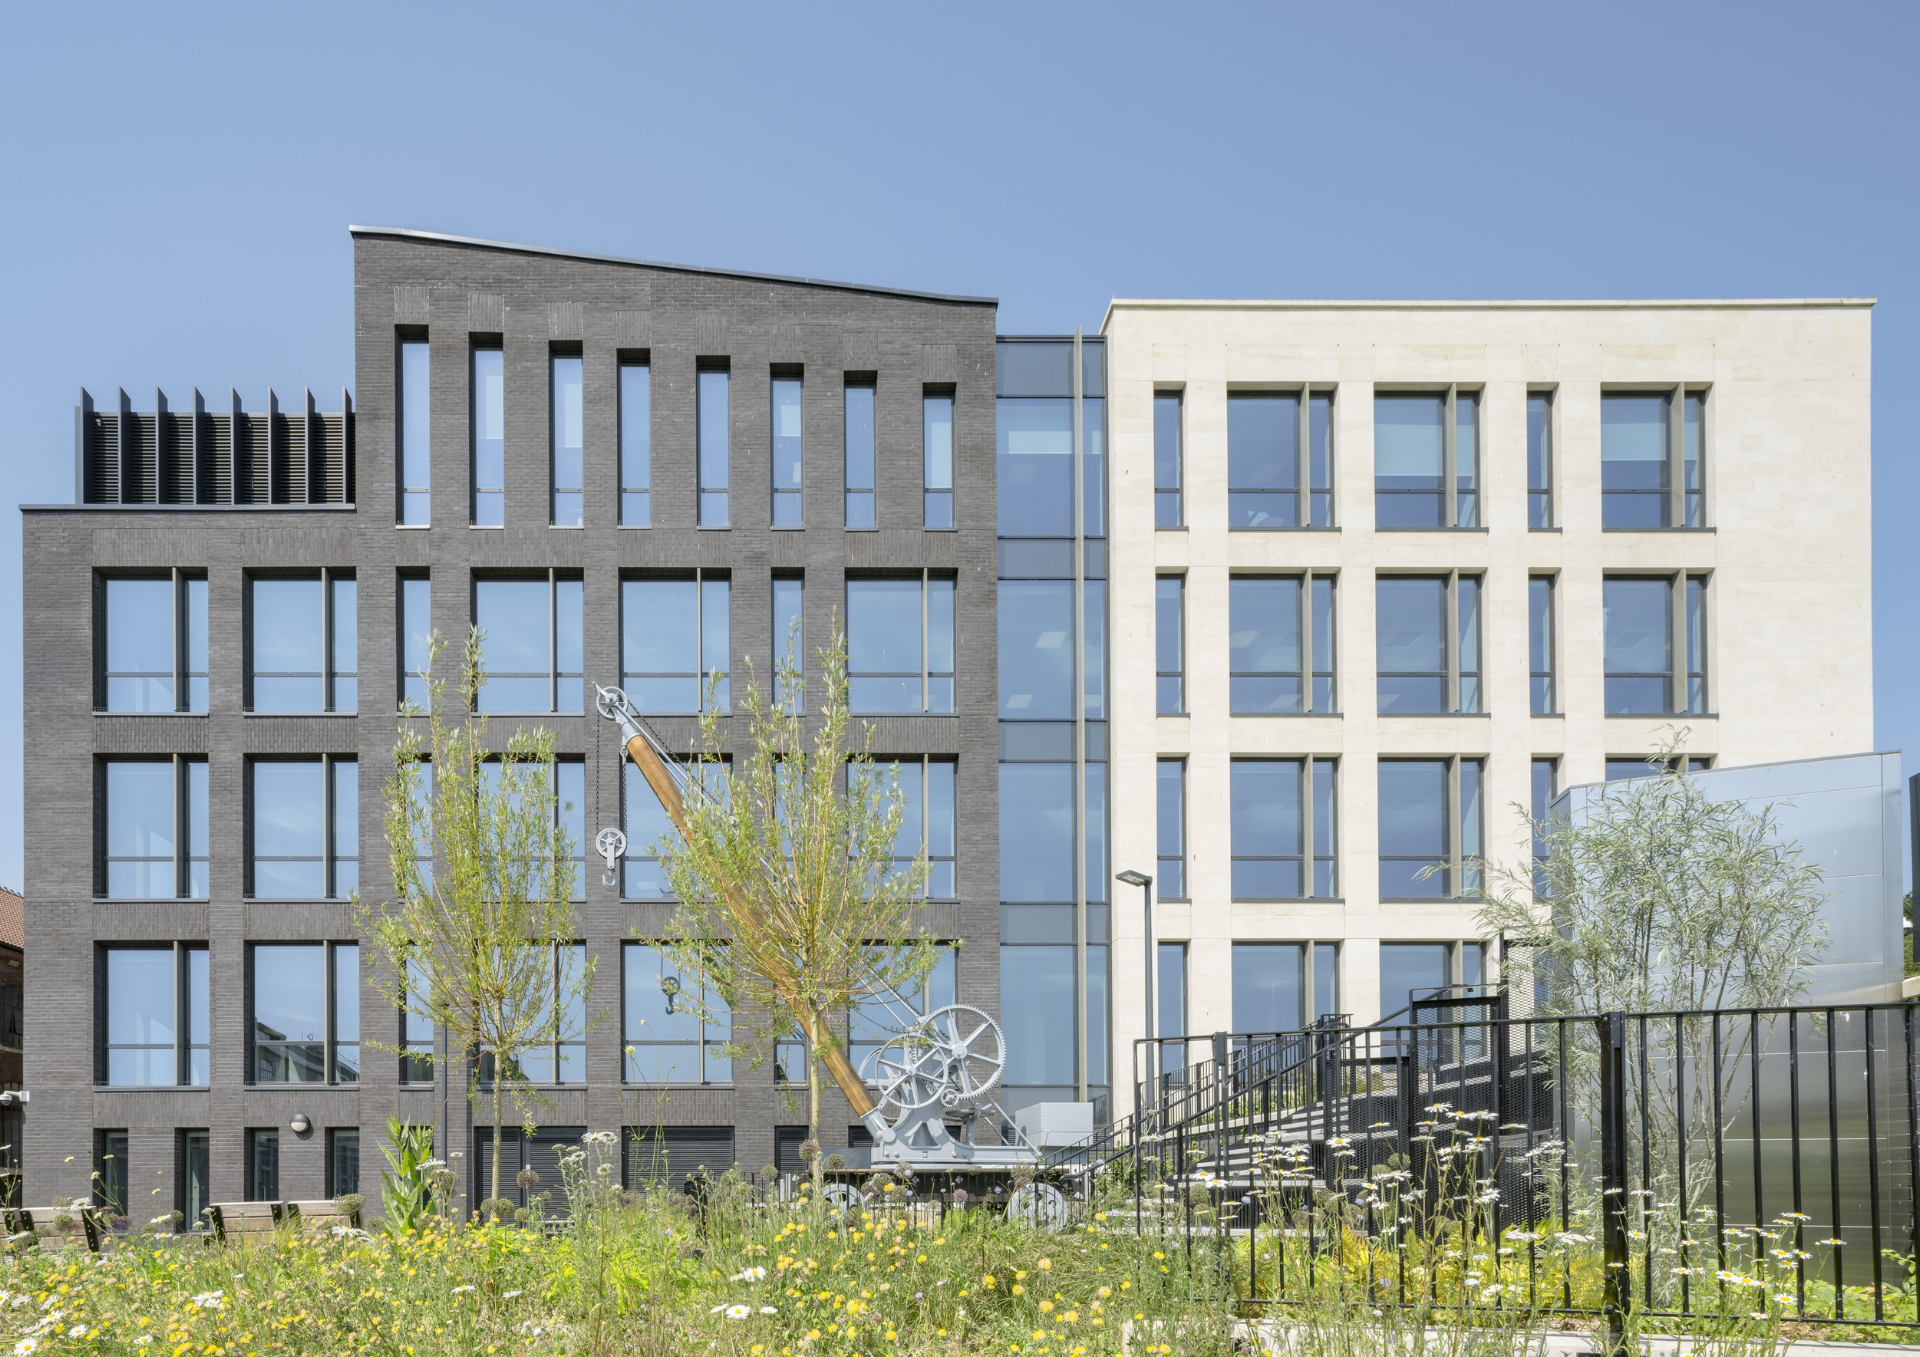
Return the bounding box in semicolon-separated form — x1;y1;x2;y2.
1;0;1913;889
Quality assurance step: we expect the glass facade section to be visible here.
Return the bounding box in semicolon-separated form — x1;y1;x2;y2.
248;757;356;899
471;346;504;526
1154;392;1181;527
101;945;208;1086
622;573;729;714
1156;759;1185;899
1378;758;1481;899
1374;393;1444;527
847;576;954;714
851;946;956;1078
249;573;355;712
884;758;956;899
1157;942;1186;1073
103;575;207;713
1232;942;1304;1033
1528;392;1553;527
772;375;802;528
399;574;431;711
1602;393;1669;528
1156;575;1184;714
250;942;357;1084
103;758;207;899
1380;943;1452;1017
1227;392;1298;528
1230;759;1336;899
399;338;430;525
773;575;803;712
499;944;585;1085
620;361;651;526
697;368;729;526
551;354;583;526
1603;577;1672;714
844;381;875;529
1229;575;1335;713
1530;576;1556;714
624;943;730;1084
475;574;584;713
1376;575;1479;714
924;391;954;528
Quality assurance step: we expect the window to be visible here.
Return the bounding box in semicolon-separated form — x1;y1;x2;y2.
401;953;435;1083
1602;389;1706;529
997;577;1073;719
474;572;585;714
471;345;504;526
1379;942;1453;1018
398;337;431;525
998;762;1107;906
1529;576;1556;714
848;574;955;714
399;574;431;711
623;758;726;898
551;352;583;526
479;757;586;899
1531;758;1557;893
1377;758;1482;899
1603;575;1708;715
1230;574;1335;713
1374;389;1477;528
1607;755;1711;781
95;1130;127;1213
996;388;1073;538
102;757;209;899
999;903;1108;1090
1156;576;1184;714
247;571;356;712
845;380;875;529
879;757;956;898
698;366;729;526
1230;758;1337;900
176;1130;210;1230
772;374;803;528
850;945;957;1078
246;1129;278;1202
250;942;357;1084
1227;390;1333;529
1230;942;1339;1033
620;359;651;525
624;943;730;1084
327;1128;360;1198
481;943;585;1085
773;575;803;713
1154;391;1182;528
247;757;357;899
924;390;954;528
100;944;208;1086
621;572;729;713
100;573;207;713
1157;942;1186;1073
1528;392;1553;528
1157;759;1186;900
1375;574;1481;714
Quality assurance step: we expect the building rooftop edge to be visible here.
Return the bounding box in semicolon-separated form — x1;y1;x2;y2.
1101;295;1875;330
348;226;1000;307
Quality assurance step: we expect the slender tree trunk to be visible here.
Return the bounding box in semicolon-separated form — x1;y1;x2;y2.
807;1014;824;1198
490;1066;505;1212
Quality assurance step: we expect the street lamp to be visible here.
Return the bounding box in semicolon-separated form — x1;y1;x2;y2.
1116;871;1155;1054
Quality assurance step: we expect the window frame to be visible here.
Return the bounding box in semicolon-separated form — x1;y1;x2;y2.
1156;757;1187;901
1602;571;1709;716
246;939;359;1086
472;569;586;715
97;942;209;1088
1376;755;1483;901
844;377;876;529
98;756;208;901
470;340;505;527
846;571;956;715
398;571;431;712
1228;571;1337;714
1529;573;1557;715
1601;385;1708;530
397;331;431;527
1153;389;1183;529
244;568;356;714
1373;386;1479;530
696;361;730;528
550;347;585;527
97;570;208;714
771;369;804;529
1229;756;1338;901
620;569;730;715
623;941;731;1086
1374;571;1482;715
874;755;957;901
923;387;955;529
619;353;652;527
1527;389;1555;529
1226;386;1335;530
477;941;587;1088
1156;574;1185;716
244;754;358;901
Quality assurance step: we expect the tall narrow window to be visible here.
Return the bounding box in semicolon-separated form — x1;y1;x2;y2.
1604;575;1705;715
399;337;430;526
1307;393;1334;527
881;758;956;899
624;943;731;1084
99;944;208;1086
1156;576;1184;715
1376;574;1481;714
1531;758;1557;894
246;1130;278;1202
1229;574;1336;714
1154;392;1182;528
401;953;435;1083
399;574;431;711
1313;941;1340;1021
176;1130;210;1229
620;359;651;526
848;575;955;714
1376;390;1477;528
697;366;729;527
1377;757;1481;898
327;1128;360;1198
471;346;504;527
1527;392;1553;528
248;942;358;1084
771;374;803;528
247;571;356;713
923;391;954;528
1230;758;1337;900
1157;942;1186;1073
1529;576;1556;714
844;380;875;529
773;575;803;713
1603;390;1707;528
1686;576;1708;712
551;353;583;526
1454;391;1479;526
247;756;357;899
101;758;208;899
101;574;208;713
474;573;585;714
1156;759;1186;899
622;572;730;713
1227;392;1298;528
1684;393;1705;527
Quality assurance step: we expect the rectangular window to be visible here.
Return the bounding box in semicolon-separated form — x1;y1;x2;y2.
101;757;208;899
1157;941;1186;1073
1228;391;1295;529
698;366;729;527
176;1130;210;1230
844;380;875;529
879;757;956;899
622;758;726;899
1380;942;1454;1019
247;757;357;899
93;1129;127;1213
471;345;504;527
1375;389;1477;528
1602;389;1707;529
1377;757;1482;899
621;571;729;713
1529;575;1556;714
1153;390;1183;528
246;1129;278;1202
1156;576;1184;714
100;944;208;1086
1375;574;1480;714
101;573;208;713
247;571;356;712
249;942;358;1084
399;573;431;712
998;904;1108;1089
620;359;651;526
1531;757;1557;893
1229;574;1336;713
1230;758;1337;900
997;577;1075;719
478;757;585;900
624;943;730;1084
399;337;431;525
474;572;584;714
1231;942;1304;1033
850;944;957;1078
772;374;803;528
551;352;583;526
1607;755;1711;781
773;575;803;713
1603;574;1708;715
1528;392;1553;528
924;390;954;528
996;388;1074;538
998;762;1110;905
327;1128;360;1198
848;574;955;714
480;943;585;1085
401;953;435;1083
1157;758;1186;899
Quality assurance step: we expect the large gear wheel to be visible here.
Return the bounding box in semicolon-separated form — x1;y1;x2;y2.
858;1004;1005;1119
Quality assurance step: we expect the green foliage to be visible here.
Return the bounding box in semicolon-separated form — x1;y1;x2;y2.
379;1116;435;1236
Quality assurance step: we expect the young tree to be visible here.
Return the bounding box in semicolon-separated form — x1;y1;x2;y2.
635;628;937;1195
357;631;594;1214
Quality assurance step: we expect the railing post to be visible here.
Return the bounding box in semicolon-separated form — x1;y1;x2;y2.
1598;1011;1630;1354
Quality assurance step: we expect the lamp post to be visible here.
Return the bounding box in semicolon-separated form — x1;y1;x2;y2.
1116;871;1155;1079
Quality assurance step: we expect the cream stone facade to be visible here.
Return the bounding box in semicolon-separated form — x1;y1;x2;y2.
1100;298;1874;1111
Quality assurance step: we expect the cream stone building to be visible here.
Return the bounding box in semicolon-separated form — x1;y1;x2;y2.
1101;298;1874;1106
